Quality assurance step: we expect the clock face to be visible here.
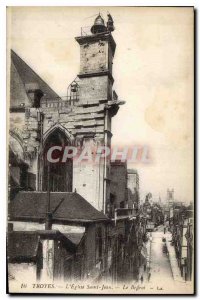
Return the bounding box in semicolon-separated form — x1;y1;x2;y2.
80;41;108;73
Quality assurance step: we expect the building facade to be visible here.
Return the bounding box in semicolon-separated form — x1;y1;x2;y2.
8;14;144;285
171;203;193;281
127;169;139;209
9;14;124;213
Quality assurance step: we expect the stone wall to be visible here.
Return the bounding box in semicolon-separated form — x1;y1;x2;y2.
78;76;109;102
80;40;109;74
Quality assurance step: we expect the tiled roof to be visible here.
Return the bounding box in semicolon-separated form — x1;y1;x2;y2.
11;50;60;101
9;191;108;224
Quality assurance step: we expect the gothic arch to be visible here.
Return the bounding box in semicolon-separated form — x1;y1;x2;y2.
39;124;73;192
42;123;74;148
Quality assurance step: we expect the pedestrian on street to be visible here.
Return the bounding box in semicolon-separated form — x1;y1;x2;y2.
148;272;151;282
141;275;144;283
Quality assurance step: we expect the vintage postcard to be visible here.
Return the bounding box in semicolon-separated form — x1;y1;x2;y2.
7;6;194;294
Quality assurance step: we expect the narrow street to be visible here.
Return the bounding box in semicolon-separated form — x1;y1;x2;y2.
149;225;174;286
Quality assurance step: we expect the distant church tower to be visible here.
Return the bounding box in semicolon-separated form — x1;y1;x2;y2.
167;189;174;207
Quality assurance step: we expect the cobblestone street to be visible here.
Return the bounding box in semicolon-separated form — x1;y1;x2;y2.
149;226;174;285
136;226;193;294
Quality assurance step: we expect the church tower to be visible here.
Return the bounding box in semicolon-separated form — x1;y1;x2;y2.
73;14;124;213
9;14;124;214
75;14;115;104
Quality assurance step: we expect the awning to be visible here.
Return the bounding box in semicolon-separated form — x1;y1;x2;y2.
7;231;40;263
63;232;85;246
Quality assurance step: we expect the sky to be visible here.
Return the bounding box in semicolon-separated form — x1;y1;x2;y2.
7;6;194;204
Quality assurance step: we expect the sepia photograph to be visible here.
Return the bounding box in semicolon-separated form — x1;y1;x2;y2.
6;6;194;295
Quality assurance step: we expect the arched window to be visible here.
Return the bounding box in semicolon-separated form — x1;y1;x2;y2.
41;128;72;192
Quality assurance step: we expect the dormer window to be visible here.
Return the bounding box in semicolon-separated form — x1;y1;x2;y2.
25;83;43;108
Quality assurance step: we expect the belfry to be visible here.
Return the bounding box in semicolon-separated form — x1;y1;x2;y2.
9;14;124;213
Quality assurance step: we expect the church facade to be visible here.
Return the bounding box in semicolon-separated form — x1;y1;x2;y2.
8;14;143;285
9;14;124;213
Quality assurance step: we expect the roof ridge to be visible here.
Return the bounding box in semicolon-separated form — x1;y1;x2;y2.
11;191;108;222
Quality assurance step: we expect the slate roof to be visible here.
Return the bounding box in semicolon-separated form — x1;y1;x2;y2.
11;50;60;101
7;231;40;262
9;191;108;224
